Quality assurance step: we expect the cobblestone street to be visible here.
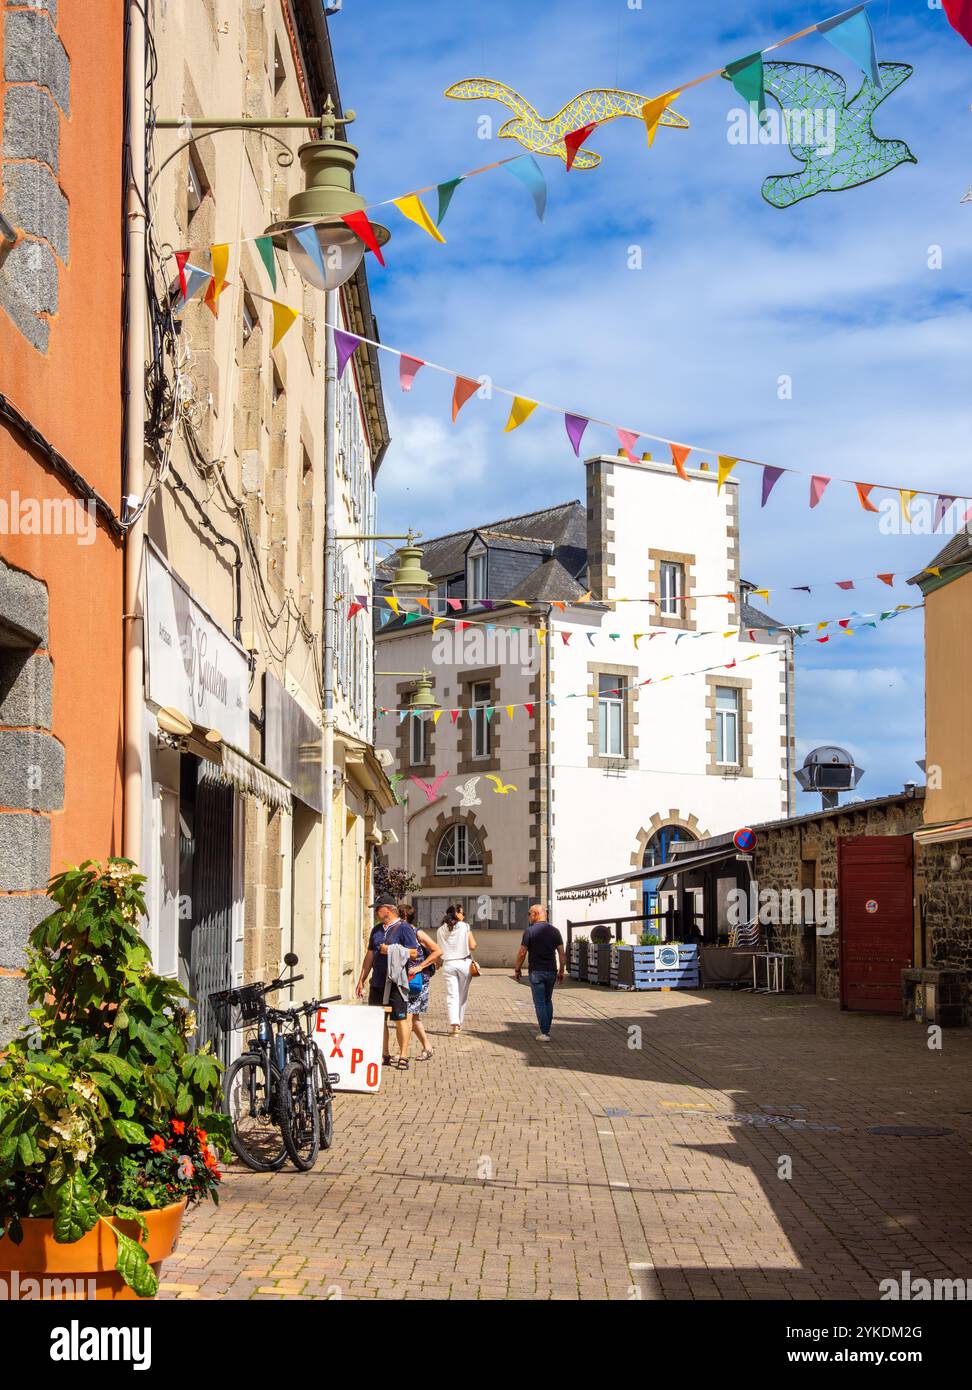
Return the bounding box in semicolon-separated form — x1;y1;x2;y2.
159;972;972;1301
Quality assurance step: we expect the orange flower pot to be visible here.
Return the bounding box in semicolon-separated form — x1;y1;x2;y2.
0;1200;186;1300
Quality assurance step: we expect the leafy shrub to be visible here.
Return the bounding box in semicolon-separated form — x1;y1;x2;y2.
0;859;229;1295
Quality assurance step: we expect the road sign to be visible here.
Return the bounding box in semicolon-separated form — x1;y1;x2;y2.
733;827;758;853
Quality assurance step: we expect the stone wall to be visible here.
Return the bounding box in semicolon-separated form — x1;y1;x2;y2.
0;554;62;1038
752;796;925;1002
918;840;972;1011
0;0;70;352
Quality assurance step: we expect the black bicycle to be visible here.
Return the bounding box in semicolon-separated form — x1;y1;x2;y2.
211;954;339;1173
276;996;340;1171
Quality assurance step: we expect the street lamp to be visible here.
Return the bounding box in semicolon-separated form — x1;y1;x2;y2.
387;532;435;602
375;670;439;712
263;98;389;291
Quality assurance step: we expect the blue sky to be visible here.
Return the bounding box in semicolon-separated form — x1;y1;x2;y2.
330;0;971;809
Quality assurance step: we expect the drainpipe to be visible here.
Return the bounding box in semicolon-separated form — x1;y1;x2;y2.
544;604;554;912
122;0;146;868
321;289;338;996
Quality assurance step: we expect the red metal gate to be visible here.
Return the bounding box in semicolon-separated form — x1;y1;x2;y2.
838;835;914;1012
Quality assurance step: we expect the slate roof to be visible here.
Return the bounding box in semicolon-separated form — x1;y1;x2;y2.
907;531;972;589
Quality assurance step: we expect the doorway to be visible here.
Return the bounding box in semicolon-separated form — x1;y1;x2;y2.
838;835;914;1012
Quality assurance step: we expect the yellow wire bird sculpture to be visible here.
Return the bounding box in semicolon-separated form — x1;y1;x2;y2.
444;80;690;168
485;774;518;795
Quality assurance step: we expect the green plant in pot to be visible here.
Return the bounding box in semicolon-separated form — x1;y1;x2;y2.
639;932;661;946
0;859;229;1297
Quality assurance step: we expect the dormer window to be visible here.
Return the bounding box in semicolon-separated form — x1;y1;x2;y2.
467;544;487;606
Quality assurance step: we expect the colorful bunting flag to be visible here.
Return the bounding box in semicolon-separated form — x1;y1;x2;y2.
717;456;738;493
334;329;360;379
641;91;681;147
399;355;424;391
943;0;972;48
178;263;210;310
855;482;878;513
836;580;855;591
617;429;640;462
810;474;831;508
899;489;916;523
564;121;598;171
446;598;463;611
271;300;298;349
385;596;400;615
761;465;784;507
341;210;386;265
506;705;515;720
934;495;956;530
725;51;765;117
436;177;463;225
819;4;881;86
450;709;460;724
393;193;446;243
525;703;534;718
877;573;894;586
210;243;229;298
504;155;547;221
255;235;277;290
175;250;190;301
203;273;229;318
670;443;691;481
452;376;479;421
565;413;589;457
560;631;571;645
505;396;539;432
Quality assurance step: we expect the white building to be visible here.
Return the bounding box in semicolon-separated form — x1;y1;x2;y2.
375;455;794;963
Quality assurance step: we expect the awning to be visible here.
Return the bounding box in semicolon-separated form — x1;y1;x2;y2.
914;818;972;847
557;844;743;896
200;741;292;813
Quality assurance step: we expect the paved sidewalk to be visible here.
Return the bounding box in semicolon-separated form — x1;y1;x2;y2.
160;972;972;1300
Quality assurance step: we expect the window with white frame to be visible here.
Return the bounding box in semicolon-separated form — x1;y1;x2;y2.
659;560;684;618
598;673;625;757
435;822;484;875
467;546;487;605
431;581;450;616
471;680;491;758
410;713;429;766
715;686;740;765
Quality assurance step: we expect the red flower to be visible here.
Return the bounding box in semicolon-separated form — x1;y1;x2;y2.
202;1147;219;1171
150;1134;166;1154
171;1119;185;1136
195;1128;208;1144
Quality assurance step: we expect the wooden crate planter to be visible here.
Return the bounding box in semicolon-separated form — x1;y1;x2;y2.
575;940;589;981
596;943;614;986
568;941;582;980
614;943;699;991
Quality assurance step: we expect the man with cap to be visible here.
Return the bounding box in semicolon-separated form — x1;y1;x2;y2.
356;894;420;1068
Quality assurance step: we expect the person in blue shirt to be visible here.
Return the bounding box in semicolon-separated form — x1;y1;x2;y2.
514;903;565;1041
356;894;419;1068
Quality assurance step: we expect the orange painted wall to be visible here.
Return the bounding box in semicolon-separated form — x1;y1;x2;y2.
0;2;124;871
924;573;972;827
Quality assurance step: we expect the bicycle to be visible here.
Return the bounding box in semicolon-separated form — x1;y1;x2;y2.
276;995;340;1171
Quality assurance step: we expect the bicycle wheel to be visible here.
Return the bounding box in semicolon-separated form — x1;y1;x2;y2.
278;1059;320;1171
314;1052;335;1150
223;1054;287;1172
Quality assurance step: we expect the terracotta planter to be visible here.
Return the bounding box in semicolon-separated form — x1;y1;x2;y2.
0;1199;186;1300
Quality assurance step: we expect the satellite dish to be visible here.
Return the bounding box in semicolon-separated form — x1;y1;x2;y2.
156;706;193;737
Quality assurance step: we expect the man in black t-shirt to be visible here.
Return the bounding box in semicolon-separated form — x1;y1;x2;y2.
514;904;565;1041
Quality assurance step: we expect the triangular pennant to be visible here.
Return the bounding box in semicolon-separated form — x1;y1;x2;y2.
564;120;598;171
504;396;538;432
348;601;365;620
399;355;424;392
551;601;566;612
525;703;534;718
203;273;229;318
271;300;299;349
717;456;738;493
943;0;972;47
836;580;855;591
402;612;420;625
641;91;681;148
431;617;444;631
436;177;463;225
725;51;765;116
810;474;831;508
504;154;547;221
484;706;494;723
761;465;784;507
560;631;571;645
877;573;895;586
752;588;770;602
340;210;385;265
178;263;211;310
255;235;277;291
393;193;446;243
899;489;916;523
210;242;230;298
505;705;515;720
335;329;361;379
792;586;811;595
855;482;879;512
446;598;463;611
818;4;881;87
670;443;691;481
617;429;640;462
415;596;431;611
287;225;328;289
537;628;547;645
175;250;189;301
432;710;443;726
452;376;479;422
934;495;957;531
565;413;589;457
924;567;942;579
450;709;460;725
385;596;400;615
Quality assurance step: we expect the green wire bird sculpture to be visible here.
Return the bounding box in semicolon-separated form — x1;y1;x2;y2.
756;61;916;208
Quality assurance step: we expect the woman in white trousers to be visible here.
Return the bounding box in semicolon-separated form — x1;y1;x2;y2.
437;904;477;1036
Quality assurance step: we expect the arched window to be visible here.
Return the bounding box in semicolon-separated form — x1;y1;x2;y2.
435;822;483;876
642;824;696;923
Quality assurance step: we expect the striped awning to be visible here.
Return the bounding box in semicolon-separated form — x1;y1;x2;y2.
200;741;293;812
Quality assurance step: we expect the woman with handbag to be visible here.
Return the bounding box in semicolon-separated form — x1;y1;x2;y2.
437;903;478;1037
400;903;442;1063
